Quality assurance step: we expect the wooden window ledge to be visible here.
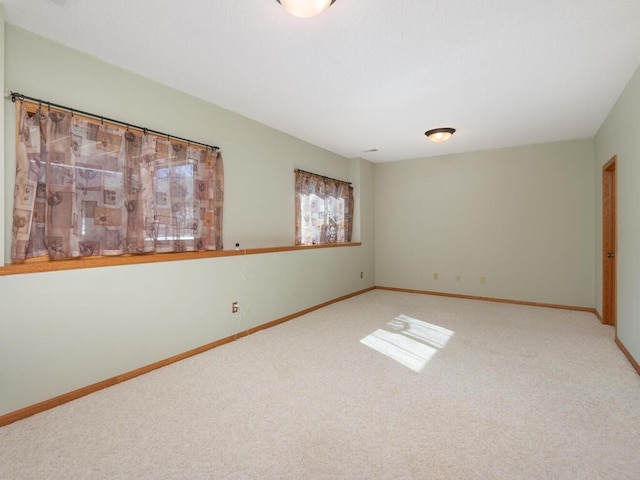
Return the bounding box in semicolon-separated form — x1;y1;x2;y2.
0;243;362;277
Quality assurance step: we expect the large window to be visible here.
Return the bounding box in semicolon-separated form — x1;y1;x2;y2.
295;169;353;245
11;102;224;261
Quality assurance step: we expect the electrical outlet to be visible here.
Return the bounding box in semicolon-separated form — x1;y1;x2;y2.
480;276;486;284
360;271;363;279
232;301;239;313
433;272;439;280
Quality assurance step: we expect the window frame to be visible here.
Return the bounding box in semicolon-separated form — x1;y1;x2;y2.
295;169;354;246
9;99;223;262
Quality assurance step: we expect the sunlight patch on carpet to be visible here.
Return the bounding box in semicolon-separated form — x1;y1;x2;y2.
360;315;454;372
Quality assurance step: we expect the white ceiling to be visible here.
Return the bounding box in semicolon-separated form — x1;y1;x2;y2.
4;0;640;162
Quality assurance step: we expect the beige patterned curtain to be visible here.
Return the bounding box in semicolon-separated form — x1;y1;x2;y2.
11;103;223;261
295;170;353;245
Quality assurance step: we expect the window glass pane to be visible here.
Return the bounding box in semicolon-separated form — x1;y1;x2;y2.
294;170;353;246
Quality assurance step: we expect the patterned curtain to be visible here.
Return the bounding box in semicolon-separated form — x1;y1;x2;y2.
11;103;223;261
295;170;353;245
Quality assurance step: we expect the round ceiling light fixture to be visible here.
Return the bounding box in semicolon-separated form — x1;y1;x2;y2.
276;0;337;18
425;127;456;143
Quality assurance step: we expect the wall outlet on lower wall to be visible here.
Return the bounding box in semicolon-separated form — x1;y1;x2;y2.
232;302;239;313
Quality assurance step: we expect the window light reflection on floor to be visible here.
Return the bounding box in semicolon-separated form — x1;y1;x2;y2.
360;315;454;372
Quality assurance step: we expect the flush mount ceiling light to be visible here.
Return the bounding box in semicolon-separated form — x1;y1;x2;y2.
276;0;336;18
425;127;456;143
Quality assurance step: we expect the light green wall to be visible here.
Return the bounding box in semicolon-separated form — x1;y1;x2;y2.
3;18;637;418
594;64;640;363
0;25;375;415
0;6;4;261
2;25;356;255
374;140;595;307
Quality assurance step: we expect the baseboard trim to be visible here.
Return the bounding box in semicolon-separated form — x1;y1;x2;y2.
239;287;376;337
375;286;597;314
594;310;604;323
615;336;640;375
0;286;375;428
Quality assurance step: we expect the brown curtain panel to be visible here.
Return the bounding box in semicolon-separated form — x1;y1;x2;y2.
11;103;223;261
294;170;353;245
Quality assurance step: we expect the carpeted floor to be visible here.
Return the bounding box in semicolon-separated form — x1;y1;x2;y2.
1;289;639;479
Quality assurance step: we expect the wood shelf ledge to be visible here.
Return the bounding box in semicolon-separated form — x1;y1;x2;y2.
0;242;362;277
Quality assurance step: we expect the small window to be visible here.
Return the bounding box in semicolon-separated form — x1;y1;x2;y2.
295;169;354;245
10;102;224;261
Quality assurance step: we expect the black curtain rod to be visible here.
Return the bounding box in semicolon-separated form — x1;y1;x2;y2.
295;168;352;186
10;91;220;151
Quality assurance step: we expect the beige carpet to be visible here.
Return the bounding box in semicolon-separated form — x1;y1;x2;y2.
1;290;639;479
